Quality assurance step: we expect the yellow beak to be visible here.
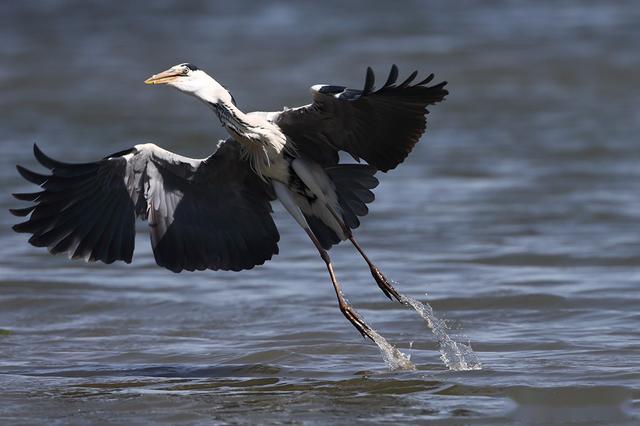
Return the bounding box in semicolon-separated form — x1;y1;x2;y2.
144;69;182;85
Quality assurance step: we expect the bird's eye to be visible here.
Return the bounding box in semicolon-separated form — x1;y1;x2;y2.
182;68;189;75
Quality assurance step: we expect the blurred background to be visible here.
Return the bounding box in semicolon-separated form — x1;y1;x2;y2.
1;1;638;424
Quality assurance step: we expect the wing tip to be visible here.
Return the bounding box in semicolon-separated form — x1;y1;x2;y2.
12;220;32;233
33;143;57;170
398;70;419;88
363;66;375;94
383;64;399;88
12;192;40;201
8;206;35;217
16;164;48;185
417;73;435;86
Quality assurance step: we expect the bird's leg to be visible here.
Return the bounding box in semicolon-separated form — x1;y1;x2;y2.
272;180;375;340
303;228;375;341
324;204;402;302
348;236;402;302
285;161;399;303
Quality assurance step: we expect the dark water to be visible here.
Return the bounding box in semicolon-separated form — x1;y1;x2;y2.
1;1;639;424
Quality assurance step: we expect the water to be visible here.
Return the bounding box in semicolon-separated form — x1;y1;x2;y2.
1;1;639;424
337;284;481;372
358;283;483;372
399;293;482;371
368;326;415;372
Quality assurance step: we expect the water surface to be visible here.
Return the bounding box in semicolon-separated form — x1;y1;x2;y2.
1;1;639;424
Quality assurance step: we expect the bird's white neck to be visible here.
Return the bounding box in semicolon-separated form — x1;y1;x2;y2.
176;72;294;180
192;76;235;106
173;71;239;122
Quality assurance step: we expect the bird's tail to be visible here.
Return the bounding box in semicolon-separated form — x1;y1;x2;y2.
326;164;378;230
305;164;378;250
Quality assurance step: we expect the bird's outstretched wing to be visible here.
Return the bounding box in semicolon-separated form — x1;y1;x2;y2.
273;65;448;171
11;140;279;272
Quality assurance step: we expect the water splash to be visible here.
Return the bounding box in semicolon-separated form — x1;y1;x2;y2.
368;328;416;371
338;286;479;372
340;292;415;371
399;292;482;371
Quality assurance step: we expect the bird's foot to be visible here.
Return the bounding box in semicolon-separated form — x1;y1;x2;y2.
371;266;402;302
339;301;374;341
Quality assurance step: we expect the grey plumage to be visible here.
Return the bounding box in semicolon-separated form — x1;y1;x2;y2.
12;141;279;272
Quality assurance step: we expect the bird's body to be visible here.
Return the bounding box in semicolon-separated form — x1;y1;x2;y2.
12;63;448;340
209;102;292;182
201;87;355;242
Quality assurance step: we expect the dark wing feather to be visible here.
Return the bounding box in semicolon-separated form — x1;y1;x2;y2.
146;141;279;272
273;65;448;172
12;141;279;272
14;146;135;263
302;164;379;251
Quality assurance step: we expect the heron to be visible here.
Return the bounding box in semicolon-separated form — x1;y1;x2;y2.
11;63;448;341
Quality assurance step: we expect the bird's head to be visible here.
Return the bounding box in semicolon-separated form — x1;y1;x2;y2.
145;63;232;104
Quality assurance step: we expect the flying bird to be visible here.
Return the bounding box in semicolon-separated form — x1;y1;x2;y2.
11;63;448;340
